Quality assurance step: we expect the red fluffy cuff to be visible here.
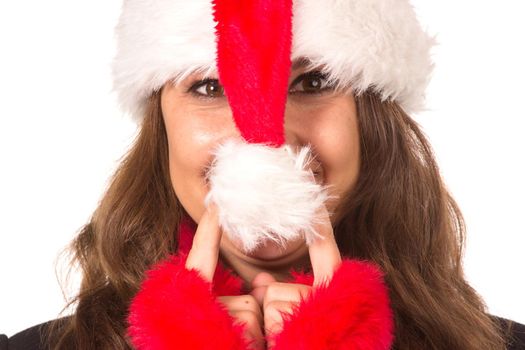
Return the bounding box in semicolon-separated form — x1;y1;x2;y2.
127;254;249;350
127;255;394;350
273;259;394;349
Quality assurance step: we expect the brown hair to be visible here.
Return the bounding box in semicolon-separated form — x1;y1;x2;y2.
45;90;507;349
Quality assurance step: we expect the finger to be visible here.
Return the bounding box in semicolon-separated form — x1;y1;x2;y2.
218;295;263;326
308;204;342;288
185;204;222;282
230;310;265;350
245;329;265;350
251;271;277;289
262;282;311;310
249;286;267;307
264;300;295;347
249;272;276;304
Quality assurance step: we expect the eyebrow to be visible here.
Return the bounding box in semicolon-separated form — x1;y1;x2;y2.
291;57;313;70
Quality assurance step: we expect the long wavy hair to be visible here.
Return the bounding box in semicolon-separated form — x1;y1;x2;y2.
45;89;507;349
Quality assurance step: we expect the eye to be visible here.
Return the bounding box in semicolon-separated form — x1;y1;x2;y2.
188;72;331;98
289;71;332;94
188;79;225;98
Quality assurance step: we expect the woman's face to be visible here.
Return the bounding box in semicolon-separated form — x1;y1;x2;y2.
161;62;360;261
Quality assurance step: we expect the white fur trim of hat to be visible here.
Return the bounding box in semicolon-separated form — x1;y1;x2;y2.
112;0;436;123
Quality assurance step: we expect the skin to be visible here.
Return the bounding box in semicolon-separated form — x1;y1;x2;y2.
161;63;360;348
186;203;341;349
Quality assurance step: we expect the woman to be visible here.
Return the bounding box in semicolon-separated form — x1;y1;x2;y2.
2;0;524;349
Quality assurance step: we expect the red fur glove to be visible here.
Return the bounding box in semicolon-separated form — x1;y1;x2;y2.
272;259;393;349
127;253;248;350
127;255;393;349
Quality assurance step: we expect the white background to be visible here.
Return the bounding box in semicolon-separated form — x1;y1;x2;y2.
0;0;523;337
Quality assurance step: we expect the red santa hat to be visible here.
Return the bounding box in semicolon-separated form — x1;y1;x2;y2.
112;0;435;253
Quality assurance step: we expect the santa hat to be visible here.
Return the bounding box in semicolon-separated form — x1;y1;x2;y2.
112;0;435;253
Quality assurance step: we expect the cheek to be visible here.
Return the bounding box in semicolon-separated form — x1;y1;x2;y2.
309;102;360;210
162;96;240;223
163;100;228;222
164;116;210;222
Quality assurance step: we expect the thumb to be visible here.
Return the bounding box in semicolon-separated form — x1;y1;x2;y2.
252;271;277;288
250;272;277;305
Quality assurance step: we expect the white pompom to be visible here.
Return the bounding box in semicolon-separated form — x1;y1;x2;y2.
204;139;335;254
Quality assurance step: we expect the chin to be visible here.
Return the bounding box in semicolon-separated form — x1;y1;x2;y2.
236;235;306;261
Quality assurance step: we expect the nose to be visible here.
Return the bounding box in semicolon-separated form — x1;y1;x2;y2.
222;105;305;147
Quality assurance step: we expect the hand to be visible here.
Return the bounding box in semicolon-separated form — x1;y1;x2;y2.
185;204;265;349
216;294;265;350
185;203;342;349
132;203;391;350
249;204;342;348
249;272;310;349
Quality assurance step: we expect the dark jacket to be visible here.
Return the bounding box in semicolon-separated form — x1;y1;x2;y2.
1;315;524;349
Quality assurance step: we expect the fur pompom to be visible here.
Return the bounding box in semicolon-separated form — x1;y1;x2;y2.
273;259;394;350
127;254;249;350
204;139;334;253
